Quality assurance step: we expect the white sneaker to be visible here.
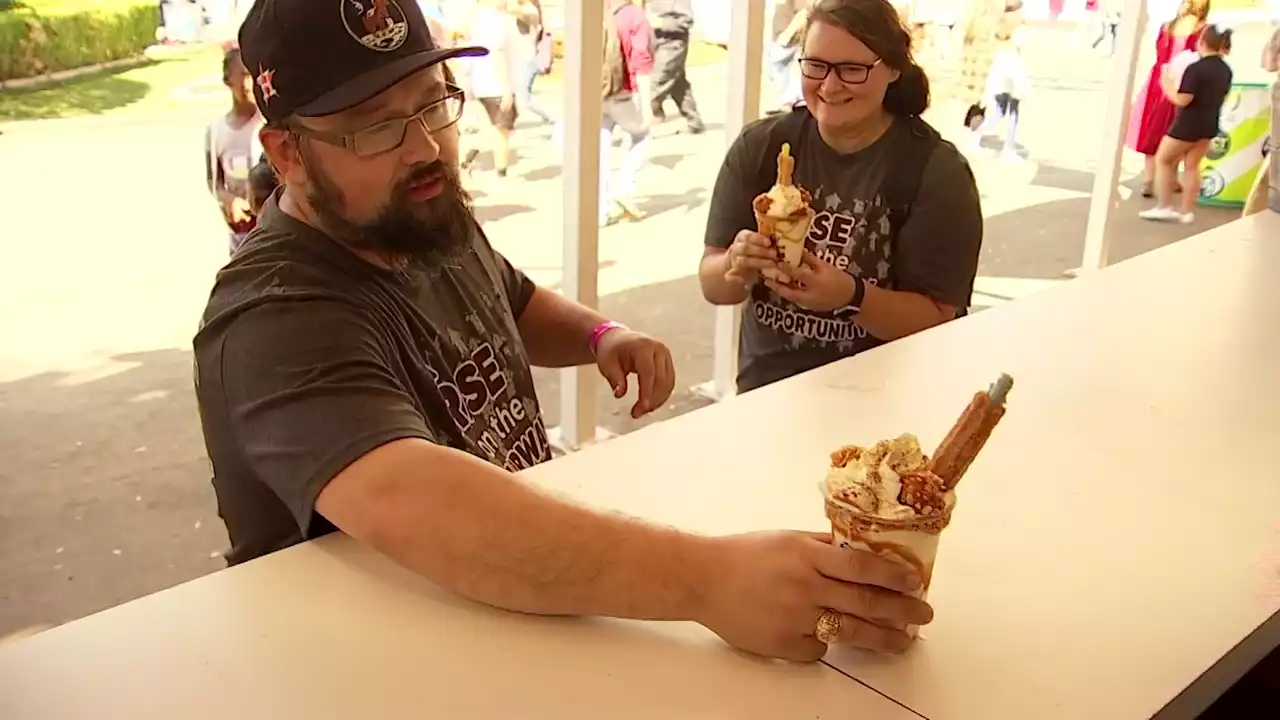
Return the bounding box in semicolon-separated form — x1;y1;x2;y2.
1138;206;1182;222
1178;212;1195;225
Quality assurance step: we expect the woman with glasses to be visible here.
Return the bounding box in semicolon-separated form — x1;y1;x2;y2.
699;0;982;394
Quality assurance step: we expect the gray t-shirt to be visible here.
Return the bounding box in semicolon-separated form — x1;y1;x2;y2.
195;197;551;565
705;113;983;393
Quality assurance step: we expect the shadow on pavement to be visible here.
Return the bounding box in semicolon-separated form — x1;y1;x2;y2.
632;188;709;220
0;349;227;636
1028;163;1096;195
979;163;1240;280
647;152;689;171
0;61;156;122
519;163;562;182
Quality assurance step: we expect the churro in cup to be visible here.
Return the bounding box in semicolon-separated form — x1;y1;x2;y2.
821;375;1014;634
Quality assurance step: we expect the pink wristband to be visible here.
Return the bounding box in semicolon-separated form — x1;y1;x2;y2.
589;321;627;357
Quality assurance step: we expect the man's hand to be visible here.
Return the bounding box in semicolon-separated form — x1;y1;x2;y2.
595;329;675;419
500;92;515;113
696;531;932;661
725;229;781;287
764;251;856;313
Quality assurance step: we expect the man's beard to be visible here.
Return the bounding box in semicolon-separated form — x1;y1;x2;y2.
300;144;476;269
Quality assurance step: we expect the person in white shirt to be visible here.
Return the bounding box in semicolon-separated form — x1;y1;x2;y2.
204;47;264;253
462;0;521;177
510;0;555;125
976;8;1030;162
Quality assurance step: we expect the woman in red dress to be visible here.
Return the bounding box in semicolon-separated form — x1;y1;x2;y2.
1127;0;1210;196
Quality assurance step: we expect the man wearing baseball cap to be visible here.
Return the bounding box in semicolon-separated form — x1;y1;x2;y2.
193;0;932;662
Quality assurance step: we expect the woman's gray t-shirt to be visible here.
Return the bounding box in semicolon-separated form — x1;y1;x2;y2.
705;113;984;392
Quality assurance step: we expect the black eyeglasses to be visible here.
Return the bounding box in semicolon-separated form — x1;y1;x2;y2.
288;85;467;157
798;57;883;85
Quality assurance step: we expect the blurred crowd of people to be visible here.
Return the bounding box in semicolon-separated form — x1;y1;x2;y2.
425;0;707;225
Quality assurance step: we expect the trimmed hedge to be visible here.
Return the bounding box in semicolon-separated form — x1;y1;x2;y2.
0;3;159;82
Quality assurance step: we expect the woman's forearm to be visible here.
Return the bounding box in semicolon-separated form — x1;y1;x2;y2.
699;250;750;305
855;284;955;341
316;439;713;621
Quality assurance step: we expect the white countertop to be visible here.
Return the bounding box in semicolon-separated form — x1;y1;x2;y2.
2;212;1276;719
0;536;918;719
518;212;1280;719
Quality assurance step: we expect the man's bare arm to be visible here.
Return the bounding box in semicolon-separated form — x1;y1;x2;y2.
316;439;712;620
515;286;608;367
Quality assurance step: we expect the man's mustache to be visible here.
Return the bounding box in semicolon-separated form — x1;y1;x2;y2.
399;162;455;195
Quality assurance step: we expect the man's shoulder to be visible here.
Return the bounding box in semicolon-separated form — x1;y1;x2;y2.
200;227;365;339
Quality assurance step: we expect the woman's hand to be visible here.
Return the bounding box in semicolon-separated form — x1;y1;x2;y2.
764;251;857;313
724;230;781;287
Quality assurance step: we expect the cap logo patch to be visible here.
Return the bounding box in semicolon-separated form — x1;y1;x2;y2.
342;0;409;52
256;66;279;103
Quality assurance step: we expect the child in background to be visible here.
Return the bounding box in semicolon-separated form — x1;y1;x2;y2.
1140;24;1234;224
205;46;263;254
977;7;1030;162
247;161;279;219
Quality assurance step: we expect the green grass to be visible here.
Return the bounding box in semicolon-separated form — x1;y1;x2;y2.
0;45;222;122
20;0;146;14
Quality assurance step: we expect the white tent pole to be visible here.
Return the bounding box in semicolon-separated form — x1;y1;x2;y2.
1079;0;1149;273
698;0;766;402
555;0;605;451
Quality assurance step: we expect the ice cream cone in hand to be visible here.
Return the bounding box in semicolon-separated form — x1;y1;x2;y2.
754;143;813;284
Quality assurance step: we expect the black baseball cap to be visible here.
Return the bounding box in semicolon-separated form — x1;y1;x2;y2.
238;0;487;123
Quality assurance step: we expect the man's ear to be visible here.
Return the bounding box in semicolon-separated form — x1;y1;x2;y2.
259;126;304;185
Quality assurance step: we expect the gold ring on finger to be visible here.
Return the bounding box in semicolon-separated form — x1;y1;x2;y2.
814;608;842;645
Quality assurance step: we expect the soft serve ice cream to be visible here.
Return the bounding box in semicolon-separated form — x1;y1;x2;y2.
825;434;953;520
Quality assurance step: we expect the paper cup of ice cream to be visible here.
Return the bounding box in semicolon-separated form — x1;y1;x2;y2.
821;434;955;600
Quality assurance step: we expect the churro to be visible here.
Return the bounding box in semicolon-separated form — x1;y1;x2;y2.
928;374;1014;489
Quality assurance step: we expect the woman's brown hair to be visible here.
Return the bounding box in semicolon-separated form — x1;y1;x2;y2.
805;0;930;118
1201;23;1233;53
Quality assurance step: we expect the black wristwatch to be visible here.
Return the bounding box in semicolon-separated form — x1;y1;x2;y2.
845;275;866;315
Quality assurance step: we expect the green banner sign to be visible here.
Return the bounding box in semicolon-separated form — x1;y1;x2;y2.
1199;83;1272;208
